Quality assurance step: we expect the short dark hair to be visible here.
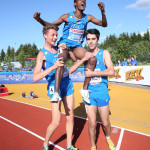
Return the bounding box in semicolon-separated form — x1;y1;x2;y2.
42;24;59;35
85;29;100;40
74;0;77;2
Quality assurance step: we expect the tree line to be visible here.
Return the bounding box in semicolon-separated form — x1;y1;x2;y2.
0;43;39;70
0;31;150;70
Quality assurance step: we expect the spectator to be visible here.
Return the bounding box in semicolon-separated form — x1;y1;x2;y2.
0;68;2;72
12;67;17;72
116;60;121;66
23;65;27;71
121;58;127;66
20;66;24;71
3;67;9;72
133;55;138;66
129;56;138;66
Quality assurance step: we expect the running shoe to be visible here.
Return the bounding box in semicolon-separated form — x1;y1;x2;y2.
91;147;97;150
80;88;90;104
43;146;49;150
51;92;61;102
66;145;78;150
106;139;116;150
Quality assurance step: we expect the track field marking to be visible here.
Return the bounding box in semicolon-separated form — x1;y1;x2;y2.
116;129;124;150
0;97;150;137
0;116;65;150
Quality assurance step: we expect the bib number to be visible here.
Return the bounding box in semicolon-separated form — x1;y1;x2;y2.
89;69;102;85
50;86;54;94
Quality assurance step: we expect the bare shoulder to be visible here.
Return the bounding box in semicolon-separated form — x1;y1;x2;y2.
37;51;45;61
103;50;111;56
60;13;69;21
87;14;94;21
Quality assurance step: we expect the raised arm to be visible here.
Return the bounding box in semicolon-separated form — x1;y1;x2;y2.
33;52;64;82
85;50;114;77
88;2;107;27
33;12;68;26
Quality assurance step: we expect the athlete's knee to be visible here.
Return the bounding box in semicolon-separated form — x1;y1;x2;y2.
66;112;74;123
102;120;110;128
53;121;60;129
89;120;97;129
88;56;97;65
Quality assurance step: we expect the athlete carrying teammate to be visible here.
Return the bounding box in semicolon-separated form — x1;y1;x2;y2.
33;0;107;104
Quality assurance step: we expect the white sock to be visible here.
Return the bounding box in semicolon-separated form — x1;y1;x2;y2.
106;136;110;140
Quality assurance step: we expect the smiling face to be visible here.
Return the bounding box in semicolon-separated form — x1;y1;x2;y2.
74;0;86;11
86;34;99;51
44;29;58;47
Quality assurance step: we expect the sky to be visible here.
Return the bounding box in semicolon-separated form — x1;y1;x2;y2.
0;0;150;53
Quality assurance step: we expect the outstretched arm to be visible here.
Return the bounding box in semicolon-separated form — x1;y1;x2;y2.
69;52;94;74
33;12;68;26
85;50;114;77
88;2;107;27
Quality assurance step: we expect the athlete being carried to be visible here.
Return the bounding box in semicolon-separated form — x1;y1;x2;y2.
33;0;107;104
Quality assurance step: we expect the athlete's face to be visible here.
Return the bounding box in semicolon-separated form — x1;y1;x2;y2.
86;34;99;50
44;29;57;46
75;0;86;11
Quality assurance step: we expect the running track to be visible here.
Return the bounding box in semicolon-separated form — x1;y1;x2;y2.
0;98;150;150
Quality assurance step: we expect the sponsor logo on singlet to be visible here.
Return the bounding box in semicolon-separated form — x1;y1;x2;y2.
68;23;85;43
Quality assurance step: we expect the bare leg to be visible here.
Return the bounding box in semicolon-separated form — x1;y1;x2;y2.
98;105;111;137
63;94;74;149
83;57;96;89
73;47;96;90
43;102;61;147
55;50;68;93
86;105;97;148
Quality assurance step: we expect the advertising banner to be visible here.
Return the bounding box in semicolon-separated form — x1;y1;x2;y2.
109;66;150;86
0;66;150;86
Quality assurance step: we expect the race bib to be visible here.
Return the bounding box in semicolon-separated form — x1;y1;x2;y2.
68;28;84;43
89;69;102;85
49;86;54;94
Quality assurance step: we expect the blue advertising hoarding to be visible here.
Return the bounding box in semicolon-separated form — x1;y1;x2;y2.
0;68;85;84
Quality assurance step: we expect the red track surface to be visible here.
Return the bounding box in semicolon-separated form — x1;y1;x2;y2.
0;98;150;150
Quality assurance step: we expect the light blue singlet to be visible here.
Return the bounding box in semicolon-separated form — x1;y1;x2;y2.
58;11;88;48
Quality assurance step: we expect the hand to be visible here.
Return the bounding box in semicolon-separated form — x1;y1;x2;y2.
98;2;105;13
54;57;65;68
85;68;94;77
33;12;40;21
84;52;94;61
58;43;68;50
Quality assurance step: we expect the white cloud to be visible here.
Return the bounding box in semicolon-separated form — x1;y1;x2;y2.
147;13;150;18
115;23;122;30
126;0;150;10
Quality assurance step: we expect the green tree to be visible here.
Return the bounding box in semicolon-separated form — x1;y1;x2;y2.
0;49;5;62
16;50;27;66
11;47;15;60
143;30;149;41
6;46;12;59
131;41;150;63
116;35;131;62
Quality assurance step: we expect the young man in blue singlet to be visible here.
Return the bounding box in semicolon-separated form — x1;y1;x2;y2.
33;25;78;150
33;0;107;104
69;29;116;150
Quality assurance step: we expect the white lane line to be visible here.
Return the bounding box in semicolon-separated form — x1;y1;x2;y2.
116;129;124;150
1;97;150;137
0;116;65;150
